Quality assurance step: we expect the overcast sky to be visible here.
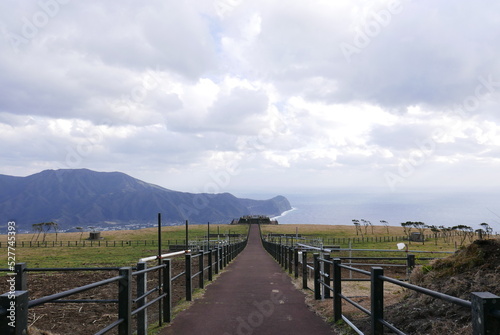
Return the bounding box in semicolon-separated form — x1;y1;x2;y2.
1;0;500;195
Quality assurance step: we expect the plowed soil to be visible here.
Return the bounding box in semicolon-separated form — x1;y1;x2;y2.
0;257;191;335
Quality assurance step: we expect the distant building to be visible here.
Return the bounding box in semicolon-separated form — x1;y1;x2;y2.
409;232;424;242
231;215;278;225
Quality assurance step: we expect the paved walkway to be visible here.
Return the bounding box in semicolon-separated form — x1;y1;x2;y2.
160;224;335;335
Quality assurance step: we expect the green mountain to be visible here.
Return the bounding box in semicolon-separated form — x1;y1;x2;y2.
0;169;291;231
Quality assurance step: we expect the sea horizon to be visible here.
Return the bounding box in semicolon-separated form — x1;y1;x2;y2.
267;190;500;233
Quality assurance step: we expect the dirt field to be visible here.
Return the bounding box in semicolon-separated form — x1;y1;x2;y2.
295;258;407;319
0;256;196;335
299;238;500;335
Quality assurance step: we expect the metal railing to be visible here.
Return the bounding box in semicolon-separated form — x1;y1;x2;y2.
0;238;248;335
262;238;500;334
267;232;500;248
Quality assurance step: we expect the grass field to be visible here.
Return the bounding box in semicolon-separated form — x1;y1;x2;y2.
0;223;493;335
0;223;475;268
260;224;461;253
0;224;249;268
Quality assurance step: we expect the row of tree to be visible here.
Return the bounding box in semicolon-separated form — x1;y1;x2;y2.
31;222;59;242
352;219;392;236
351;219;495;246
400;221;494;246
31;224;93;242
352;219;376;236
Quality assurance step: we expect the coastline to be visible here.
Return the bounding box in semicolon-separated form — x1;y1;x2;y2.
268;192;500;232
271;207;297;221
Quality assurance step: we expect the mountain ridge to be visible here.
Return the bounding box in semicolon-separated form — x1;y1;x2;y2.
0;169;292;231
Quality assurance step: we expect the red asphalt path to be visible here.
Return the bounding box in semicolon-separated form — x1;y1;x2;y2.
160;224;335;335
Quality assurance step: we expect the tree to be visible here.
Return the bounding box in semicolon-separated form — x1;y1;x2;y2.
31;223;43;242
41;222;57;242
465;226;475;243
367;220;374;234
452;225;474;246
75;227;84;241
352;219;361;236
360;219;371;235
439;225;452;244
51;222;59;242
411;221;426;244
380;220;390;234
427;225;440;245
400;221;413;243
480;223;492;239
31;222;59;242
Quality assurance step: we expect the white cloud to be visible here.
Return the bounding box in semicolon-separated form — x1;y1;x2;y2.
1;0;500;193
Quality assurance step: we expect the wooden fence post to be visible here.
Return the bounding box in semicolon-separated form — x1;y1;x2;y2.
277;243;281;265
136;262;147;335
371;267;384;335
223;245;227;268
332;258;342;322
185;253;192;301
407;254;416;279
313;253;321;300
471;292;500;334
208;249;213;281
218;246;223;271
302;251;308;289
0;291;28;335
284;246;288;271
118;267;132;335
283;245;287;268
14;263;27;291
323;254;331;299
275;243;280;264
163;259;172;323
294;249;299;279
199;251;204;289
214;247;220;274
407;254;415;269
285;246;289;272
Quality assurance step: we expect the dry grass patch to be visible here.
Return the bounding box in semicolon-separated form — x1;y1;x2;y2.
261;224;406;237
290;273;404;334
0;224;248;243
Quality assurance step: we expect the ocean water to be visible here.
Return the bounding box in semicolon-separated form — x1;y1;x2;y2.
271;191;500;233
